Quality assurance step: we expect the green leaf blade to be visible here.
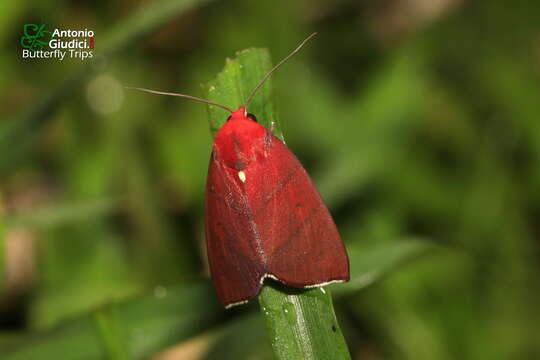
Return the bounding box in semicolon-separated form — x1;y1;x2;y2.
259;285;351;360
203;48;281;140
334;239;439;296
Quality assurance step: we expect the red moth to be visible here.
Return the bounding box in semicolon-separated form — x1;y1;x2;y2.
127;33;349;308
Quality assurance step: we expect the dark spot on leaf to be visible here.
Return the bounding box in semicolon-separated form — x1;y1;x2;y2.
295;202;302;207
332;325;337;332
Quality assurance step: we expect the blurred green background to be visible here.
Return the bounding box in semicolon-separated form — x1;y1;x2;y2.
2;0;540;359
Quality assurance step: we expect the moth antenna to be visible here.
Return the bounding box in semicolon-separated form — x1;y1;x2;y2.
243;32;317;108
125;87;234;113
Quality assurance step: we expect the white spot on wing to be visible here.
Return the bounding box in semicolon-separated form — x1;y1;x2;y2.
238;171;246;183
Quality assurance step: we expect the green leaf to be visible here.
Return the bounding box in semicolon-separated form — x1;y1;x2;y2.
203;47;282;140
93;306;131;360
259;285;351;360
202;48;351;360
1;282;223;359
333;239;438;296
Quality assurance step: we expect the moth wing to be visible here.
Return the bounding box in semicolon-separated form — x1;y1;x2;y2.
247;132;349;288
205;151;265;307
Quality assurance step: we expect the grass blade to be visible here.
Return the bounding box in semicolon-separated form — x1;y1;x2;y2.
335;238;438;296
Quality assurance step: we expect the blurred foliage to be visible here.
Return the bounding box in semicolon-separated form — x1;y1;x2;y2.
2;0;540;359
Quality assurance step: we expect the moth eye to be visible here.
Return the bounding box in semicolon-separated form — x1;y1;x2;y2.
247;113;258;122
226;115;232;121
